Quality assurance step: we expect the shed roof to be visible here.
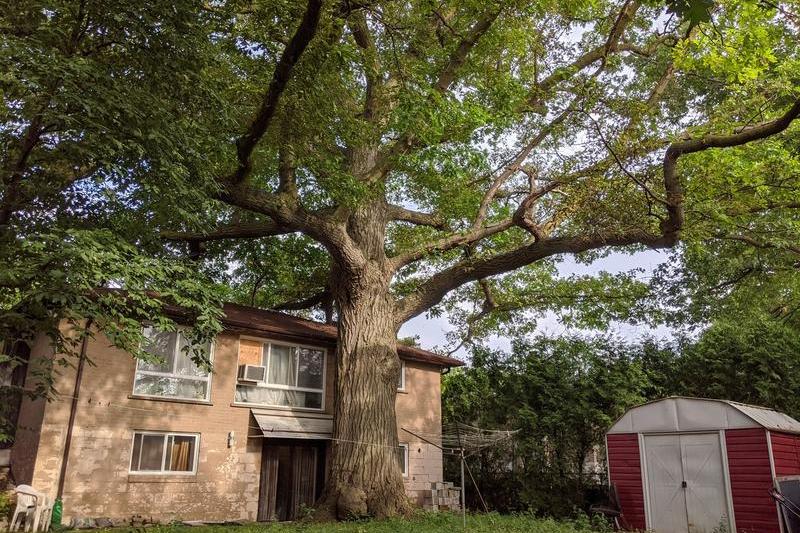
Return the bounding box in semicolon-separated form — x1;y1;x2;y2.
607;396;800;435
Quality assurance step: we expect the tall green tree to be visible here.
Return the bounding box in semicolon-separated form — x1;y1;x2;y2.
0;0;227;440
4;0;799;517
442;336;650;514
669;316;800;417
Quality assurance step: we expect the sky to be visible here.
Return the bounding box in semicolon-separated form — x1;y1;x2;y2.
398;249;677;361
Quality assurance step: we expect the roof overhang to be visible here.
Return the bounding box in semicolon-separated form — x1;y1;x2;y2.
252;411;333;440
95;290;465;368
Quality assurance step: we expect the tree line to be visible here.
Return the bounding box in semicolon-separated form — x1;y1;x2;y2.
442;314;800;516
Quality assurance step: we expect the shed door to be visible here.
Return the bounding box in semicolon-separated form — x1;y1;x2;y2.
681;433;729;533
645;435;689;532
644;433;730;533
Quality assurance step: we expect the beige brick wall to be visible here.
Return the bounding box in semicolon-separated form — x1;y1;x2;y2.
13;325;446;522
397;361;445;505
23;331;263;522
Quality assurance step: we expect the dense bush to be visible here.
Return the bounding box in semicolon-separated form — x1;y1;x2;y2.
443;336;650;516
443;316;800;517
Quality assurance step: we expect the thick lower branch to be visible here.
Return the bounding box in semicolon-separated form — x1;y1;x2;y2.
387;204;447;229
394;229;666;322
274;288;332;311
161;221;292;242
396;97;800;322
661;97;800;238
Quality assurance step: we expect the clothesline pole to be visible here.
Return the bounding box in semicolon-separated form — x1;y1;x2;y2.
460;448;466;529
456;424;466;529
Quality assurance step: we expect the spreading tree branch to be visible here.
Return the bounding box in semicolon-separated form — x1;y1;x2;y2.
395;96;800;323
387;204;448;229
161;221;293;243
526;1;641;108
390;102;576;269
349;9;382;121
369;7;502;180
229;0;324;184
274;288;335;324
433;10;501;93
661;98;800;241
274;288;332;311
714;233;800;256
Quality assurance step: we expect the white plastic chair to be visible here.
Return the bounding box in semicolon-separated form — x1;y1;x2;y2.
35;494;53;532
9;485;39;532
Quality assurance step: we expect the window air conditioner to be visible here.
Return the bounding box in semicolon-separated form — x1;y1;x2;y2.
238;364;266;383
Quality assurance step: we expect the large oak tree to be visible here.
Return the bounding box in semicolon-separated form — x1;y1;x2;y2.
3;0;799;519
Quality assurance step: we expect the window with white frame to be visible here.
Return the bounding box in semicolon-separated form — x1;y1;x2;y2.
0;340;10;387
132;327;212;401
129;431;199;474
397;443;409;476
397;360;406;391
235;341;325;410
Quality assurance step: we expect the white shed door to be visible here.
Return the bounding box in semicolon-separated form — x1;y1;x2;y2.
643;433;729;533
681;433;729;533
645;435;689;532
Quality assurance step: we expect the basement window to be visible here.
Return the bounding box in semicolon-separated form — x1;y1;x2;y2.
133;327;212;402
397;443;409;477
397;361;406;391
129;431;199;474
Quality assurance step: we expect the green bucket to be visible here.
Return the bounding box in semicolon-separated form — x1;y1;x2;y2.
51;499;62;527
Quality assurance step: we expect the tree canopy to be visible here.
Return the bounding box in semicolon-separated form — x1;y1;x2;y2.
2;0;799;518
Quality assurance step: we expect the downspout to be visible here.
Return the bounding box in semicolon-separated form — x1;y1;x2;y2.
56;318;93;501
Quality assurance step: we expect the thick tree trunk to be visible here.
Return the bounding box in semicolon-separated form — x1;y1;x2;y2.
320;263;411;519
318;193;411;519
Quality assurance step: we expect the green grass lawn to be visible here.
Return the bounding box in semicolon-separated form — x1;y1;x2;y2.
90;512;611;533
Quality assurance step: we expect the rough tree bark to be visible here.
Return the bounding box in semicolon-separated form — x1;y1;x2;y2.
317;196;412;519
324;263;409;518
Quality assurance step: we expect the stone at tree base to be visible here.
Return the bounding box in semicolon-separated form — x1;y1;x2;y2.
130;514;153;527
336;486;368;520
94;517;113;528
0;465;11;490
70;517;97;529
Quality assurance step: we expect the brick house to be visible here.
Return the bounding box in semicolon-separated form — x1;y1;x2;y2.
8;302;462;523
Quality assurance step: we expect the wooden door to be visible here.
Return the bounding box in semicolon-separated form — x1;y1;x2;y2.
257;445;279;521
258;441;324;521
290;445;318;518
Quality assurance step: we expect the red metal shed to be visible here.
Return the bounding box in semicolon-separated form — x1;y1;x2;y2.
606;397;800;533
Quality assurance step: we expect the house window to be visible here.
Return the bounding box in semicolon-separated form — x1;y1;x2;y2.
235;340;325;410
397;443;409;477
129;431;199;474
397;361;406;391
0;340;10;387
132;327;212;401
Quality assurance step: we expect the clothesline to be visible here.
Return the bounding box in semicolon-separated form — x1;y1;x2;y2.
36;394;516;458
